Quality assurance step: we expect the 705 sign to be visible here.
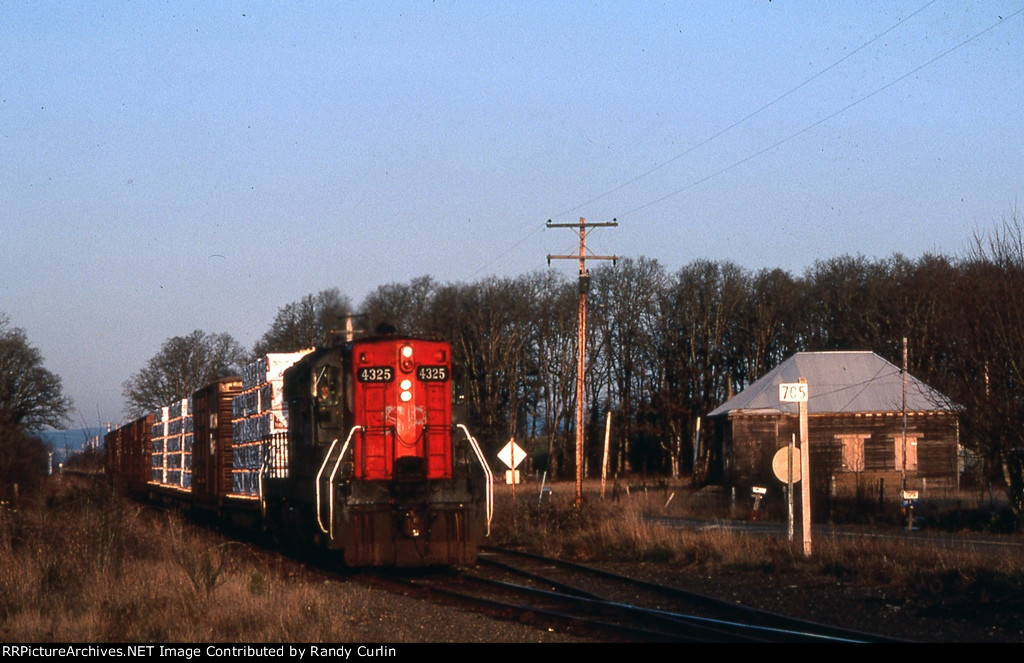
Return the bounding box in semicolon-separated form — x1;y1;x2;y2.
779;382;809;402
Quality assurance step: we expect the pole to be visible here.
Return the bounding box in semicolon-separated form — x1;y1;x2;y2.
601;410;611;498
577;229;586;507
546;217;618;508
799;377;812;556
901;336;908;491
788;433;795;542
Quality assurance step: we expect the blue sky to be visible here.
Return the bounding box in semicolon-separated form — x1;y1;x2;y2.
2;1;1022;428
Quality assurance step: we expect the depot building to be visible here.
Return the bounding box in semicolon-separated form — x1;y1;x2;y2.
706;351;961;495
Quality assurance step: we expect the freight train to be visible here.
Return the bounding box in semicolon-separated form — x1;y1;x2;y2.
105;333;494;566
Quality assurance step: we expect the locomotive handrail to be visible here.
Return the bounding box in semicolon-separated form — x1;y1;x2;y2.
315;426;362;537
258;432;288;519
456;423;494;536
326;426;363;541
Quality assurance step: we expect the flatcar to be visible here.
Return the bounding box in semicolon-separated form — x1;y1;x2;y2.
105;333;493;567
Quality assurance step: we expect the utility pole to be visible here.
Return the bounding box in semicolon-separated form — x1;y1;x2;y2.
901;336;908;490
547;217;618;508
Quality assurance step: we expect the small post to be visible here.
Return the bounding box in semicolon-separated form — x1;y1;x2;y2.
601;410;612;499
788;433;795;542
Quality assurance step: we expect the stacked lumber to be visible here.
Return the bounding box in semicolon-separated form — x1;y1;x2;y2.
230;351;311;496
150;398;193;490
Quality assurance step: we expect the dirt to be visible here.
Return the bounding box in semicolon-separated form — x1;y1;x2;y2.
605;564;1023;643
331;558;1021;643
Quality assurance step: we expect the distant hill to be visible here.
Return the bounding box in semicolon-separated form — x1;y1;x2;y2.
38;428;106;462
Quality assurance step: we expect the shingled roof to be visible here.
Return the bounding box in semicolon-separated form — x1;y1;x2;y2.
708;351;952;417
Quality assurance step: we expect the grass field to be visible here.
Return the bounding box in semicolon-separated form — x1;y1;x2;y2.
1;475;1020;641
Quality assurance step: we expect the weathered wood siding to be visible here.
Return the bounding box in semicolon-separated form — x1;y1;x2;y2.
715;411;959;491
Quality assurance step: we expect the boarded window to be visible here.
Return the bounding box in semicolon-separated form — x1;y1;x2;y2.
892;435;919;472
834;434;870;472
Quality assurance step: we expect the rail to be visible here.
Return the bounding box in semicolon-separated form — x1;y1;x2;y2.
315;426;362;538
456;423;494;536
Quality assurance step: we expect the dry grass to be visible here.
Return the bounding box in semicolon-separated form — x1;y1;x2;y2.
491;479;1024;609
0;477;382;642
4;476;1020;641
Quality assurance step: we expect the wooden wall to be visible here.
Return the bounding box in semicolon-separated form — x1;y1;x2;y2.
716;410;959;492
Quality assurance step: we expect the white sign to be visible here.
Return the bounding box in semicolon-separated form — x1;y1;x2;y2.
498;439;526;469
779;382;809;402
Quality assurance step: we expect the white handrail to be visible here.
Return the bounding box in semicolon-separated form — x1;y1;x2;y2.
456;423;494;536
326;426;362;541
315;426;361;536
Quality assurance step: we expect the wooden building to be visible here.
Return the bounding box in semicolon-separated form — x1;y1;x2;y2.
707;352;959;494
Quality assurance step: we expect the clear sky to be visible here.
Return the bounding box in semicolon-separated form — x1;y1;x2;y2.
2;1;1022;429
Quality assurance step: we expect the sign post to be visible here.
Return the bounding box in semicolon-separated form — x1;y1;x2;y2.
780;378;812;556
771;440;800;542
498;438;526;485
499;438;525;521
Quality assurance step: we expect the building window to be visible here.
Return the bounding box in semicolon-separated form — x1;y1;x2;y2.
892;434;919;472
834;434;871;472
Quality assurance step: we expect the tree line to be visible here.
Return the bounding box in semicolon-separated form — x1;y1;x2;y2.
121;216;1024;519
0;315;72;501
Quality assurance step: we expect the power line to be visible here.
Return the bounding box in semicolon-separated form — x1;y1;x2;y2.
549;0;942;222
469;4;1022;277
470;2;947;278
619;5;1024;220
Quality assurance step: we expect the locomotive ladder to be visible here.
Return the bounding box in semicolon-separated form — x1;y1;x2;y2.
315;426;363;540
456;424;494;536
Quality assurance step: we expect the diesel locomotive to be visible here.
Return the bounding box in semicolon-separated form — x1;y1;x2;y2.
105;333;493;567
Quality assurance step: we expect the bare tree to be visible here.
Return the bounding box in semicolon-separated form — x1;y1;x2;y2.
427;277;534;450
122;330;246;417
659;260;748;480
0;314;71;431
942;215;1024;520
0;314;71;501
738;267;802;386
253;288;352;355
521;270;577;478
591;258;667;474
362;276;437;336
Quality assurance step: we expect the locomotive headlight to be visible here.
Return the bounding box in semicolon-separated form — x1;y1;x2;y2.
400;379;412;390
400;379;413;402
402;510;423;538
400;344;415;372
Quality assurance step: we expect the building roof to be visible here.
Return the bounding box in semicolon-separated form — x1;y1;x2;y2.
708;351;952;417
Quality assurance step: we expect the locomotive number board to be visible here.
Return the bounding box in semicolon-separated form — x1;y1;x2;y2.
416;366;449;381
357;367;394;382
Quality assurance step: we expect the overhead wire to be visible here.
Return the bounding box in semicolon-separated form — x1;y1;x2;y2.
619;5;1024;220
471;1;942;277
549;0;942;222
470;2;1022;277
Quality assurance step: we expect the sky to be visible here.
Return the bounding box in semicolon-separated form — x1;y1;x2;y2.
2;1;1022;429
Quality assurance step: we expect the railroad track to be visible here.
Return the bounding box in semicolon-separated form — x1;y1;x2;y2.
367;546;903;642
